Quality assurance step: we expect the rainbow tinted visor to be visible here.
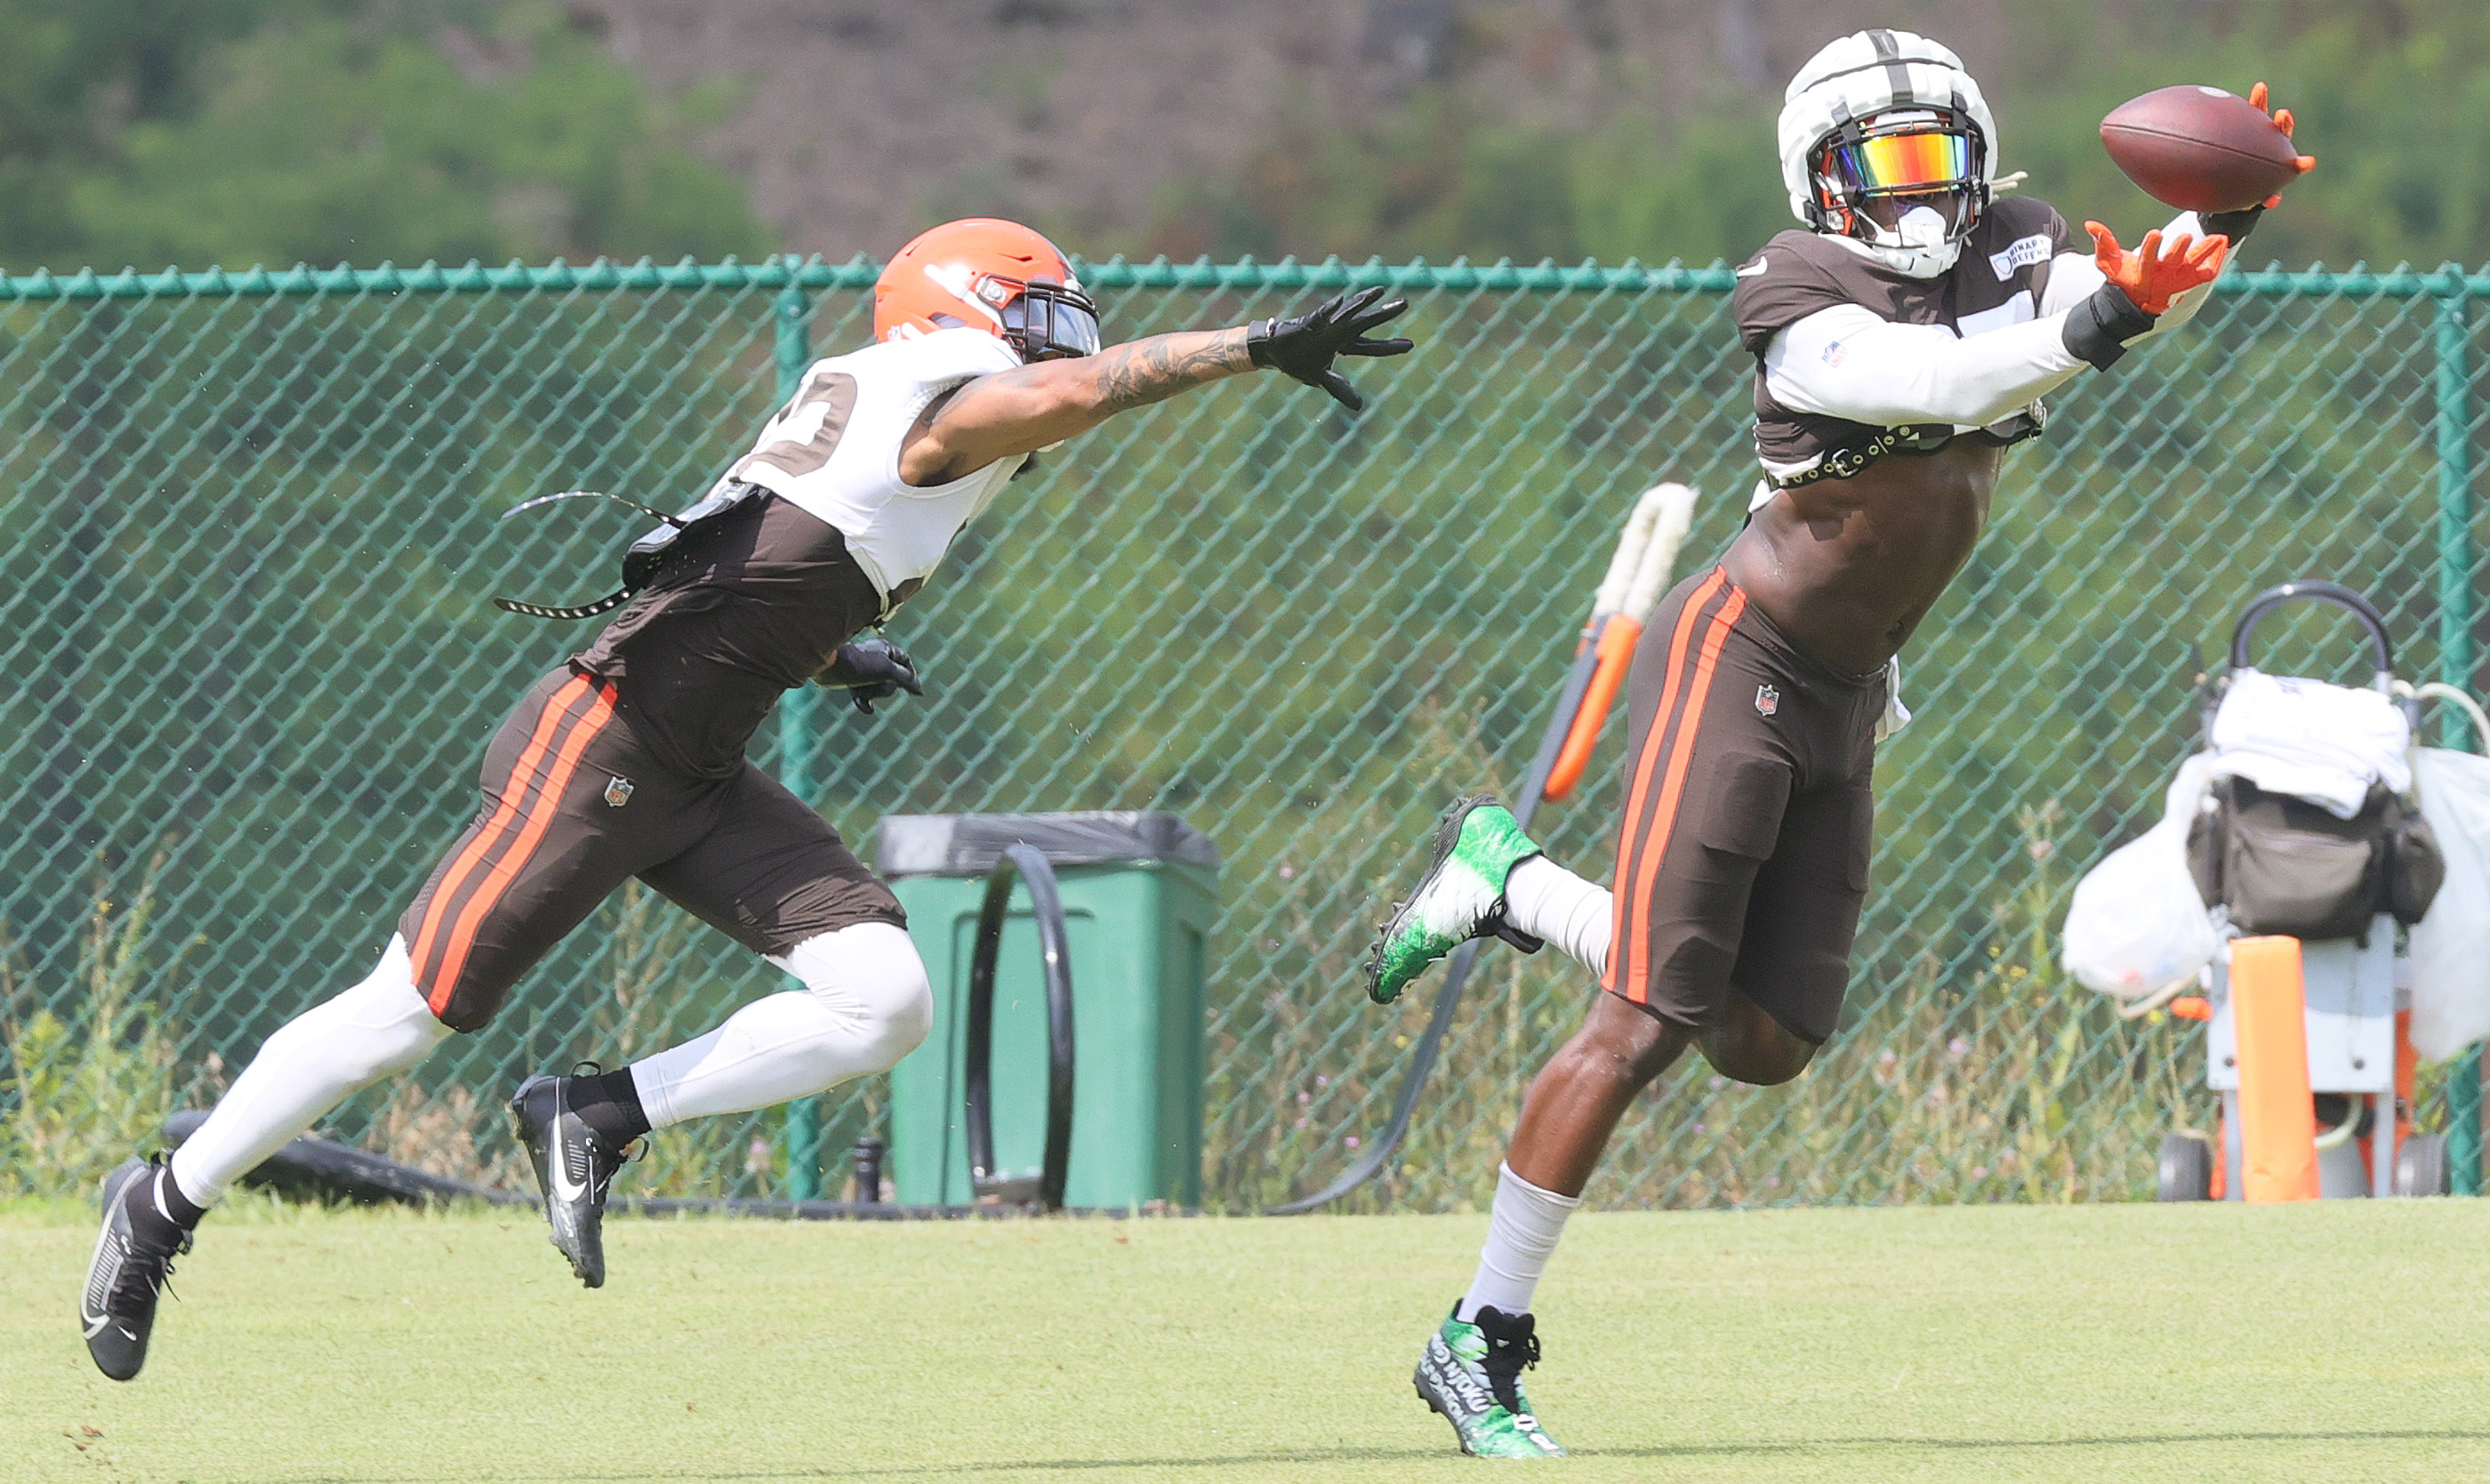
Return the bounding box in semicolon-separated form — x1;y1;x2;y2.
1826;129;1975;197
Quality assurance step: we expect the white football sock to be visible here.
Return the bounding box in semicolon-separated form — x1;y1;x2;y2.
1458;1161;1583;1321
629;921;932;1129
168;935;453;1208
1504;854;1612;977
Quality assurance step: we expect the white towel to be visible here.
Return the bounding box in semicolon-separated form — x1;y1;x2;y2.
2208;668;2410;819
1876;656;1912;744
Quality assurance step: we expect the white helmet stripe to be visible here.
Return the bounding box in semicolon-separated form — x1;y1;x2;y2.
1777;28;1998;277
921;261;1007;330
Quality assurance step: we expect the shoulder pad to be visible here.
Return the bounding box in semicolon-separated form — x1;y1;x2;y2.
1731;232;1862;354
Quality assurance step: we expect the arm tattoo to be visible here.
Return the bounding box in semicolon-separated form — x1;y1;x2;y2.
911;327;1250;479
1089;329;1249;413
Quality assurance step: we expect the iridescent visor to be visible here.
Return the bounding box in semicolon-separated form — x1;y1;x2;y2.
1831;130;1973;195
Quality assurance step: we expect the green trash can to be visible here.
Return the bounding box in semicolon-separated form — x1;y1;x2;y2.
880;812;1217;1210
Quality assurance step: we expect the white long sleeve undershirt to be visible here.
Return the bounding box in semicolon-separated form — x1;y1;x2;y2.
1763;212;2219;431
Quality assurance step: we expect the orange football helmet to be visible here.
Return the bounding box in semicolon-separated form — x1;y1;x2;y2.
873;218;1102;363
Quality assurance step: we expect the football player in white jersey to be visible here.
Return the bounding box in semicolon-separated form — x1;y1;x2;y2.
1359;31;2308;1458
81;217;1412;1380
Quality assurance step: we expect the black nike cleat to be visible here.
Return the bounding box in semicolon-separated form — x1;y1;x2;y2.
81;1157;194;1382
509;1066;631;1288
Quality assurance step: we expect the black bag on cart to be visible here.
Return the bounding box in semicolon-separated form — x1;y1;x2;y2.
2187;777;2445;943
2186;580;2449;945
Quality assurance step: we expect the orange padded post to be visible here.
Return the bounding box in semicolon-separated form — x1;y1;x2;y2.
2229;935;2321;1203
1542;614;1642;800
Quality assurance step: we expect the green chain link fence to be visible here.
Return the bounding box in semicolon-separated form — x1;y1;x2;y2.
0;254;2480;1213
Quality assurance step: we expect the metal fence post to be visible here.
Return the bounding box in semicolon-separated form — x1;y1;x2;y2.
774;259;826;1200
2435;272;2481;1195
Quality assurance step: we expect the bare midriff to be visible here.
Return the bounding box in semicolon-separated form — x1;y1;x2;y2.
1719;439;2004;676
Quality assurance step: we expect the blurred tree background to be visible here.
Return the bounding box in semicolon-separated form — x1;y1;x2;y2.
3;1;2485;277
0;0;763;273
1161;0;2490;272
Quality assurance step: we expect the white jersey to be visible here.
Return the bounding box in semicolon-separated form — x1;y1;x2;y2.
719;327;1026;606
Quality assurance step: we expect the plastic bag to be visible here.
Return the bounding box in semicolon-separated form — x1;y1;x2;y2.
2063;752;2221;1001
2408;747;2490;1061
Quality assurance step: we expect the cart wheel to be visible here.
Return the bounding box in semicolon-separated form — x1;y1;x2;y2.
2396;1132;2449;1198
2157;1132;2214;1201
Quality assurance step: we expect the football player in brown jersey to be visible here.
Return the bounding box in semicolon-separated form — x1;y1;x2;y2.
1361;29;2307;1458
81;219;1411;1381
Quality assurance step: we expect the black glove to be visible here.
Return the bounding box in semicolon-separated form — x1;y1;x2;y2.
816;634;923;715
1245;285;1414;412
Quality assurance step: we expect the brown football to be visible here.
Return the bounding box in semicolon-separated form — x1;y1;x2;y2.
2100;84;2301;213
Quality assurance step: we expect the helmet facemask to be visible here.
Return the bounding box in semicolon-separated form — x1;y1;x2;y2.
925;265;1102;363
1806;107;1989;277
997;279;1102;362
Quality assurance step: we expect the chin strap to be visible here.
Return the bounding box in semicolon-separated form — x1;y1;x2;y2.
1819;230;1960;279
1867;242;1963;278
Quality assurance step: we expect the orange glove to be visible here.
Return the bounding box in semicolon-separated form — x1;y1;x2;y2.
2084;223;2229;315
2247;81;2317;206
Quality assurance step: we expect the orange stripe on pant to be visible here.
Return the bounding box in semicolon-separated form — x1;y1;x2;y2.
1602;570;1724;996
1616;583;1746;1004
424;680;618;1014
406;673;598;989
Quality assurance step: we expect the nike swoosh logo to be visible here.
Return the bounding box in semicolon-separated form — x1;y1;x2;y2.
84;1224;124;1336
550;1142;588;1204
545;1107;593;1204
1736;257;1770;277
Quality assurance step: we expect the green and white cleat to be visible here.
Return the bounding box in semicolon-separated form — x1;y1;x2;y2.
1413;1304;1567;1458
1364;795;1544;1006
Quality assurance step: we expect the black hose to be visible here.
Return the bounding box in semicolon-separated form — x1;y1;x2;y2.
964;842;1078;1211
1271;638;1601;1214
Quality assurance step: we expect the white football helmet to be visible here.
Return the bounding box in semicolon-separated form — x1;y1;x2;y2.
1778;28;1999;278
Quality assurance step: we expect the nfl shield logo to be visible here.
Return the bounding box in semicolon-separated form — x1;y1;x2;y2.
1755;685;1780;718
603;775;635;808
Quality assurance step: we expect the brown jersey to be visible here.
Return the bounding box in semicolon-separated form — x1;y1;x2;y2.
1730;195;2078;485
572;490;881;781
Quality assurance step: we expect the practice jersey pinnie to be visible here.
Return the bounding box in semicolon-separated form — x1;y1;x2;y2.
724;327;1027;604
1731;196;2078;487
575;328;1025;779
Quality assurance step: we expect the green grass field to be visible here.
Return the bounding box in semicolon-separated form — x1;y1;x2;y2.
6;1198;2487;1482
